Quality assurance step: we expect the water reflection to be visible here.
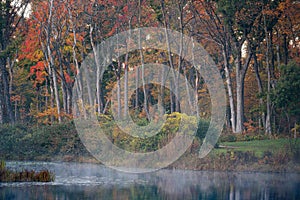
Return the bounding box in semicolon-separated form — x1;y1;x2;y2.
1;162;299;200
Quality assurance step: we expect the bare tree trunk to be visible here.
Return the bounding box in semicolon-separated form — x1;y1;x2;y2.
191;38;199;117
235;68;243;133
235;52;243;133
66;87;72;114
158;66;165;117
183;68;193;110
117;69;121;119
283;34;288;65
67;7;86;118
276;31;281;68
234;42;252;133
49;75;55;124
44;79;48;112
195;71;199;117
14;97;18;122
170;78;174;113
175;1;184;113
90;26;104;114
0;69;3;124
0;58;15;124
7;55;17;96
124;63;128;118
123;12;132;119
270;32;275;79
83;65;93;108
57;50;67;113
253;52;265;130
42;0;61;123
161;0;178;112
264;15;272;135
51;65;61;123
223;49;236;132
139;0;149;120
47;44;61;124
135;67;139;110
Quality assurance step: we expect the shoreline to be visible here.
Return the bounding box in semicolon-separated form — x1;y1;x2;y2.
3;153;299;174
1;123;299;174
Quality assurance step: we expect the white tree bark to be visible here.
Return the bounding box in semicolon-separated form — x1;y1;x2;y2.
223;49;236;133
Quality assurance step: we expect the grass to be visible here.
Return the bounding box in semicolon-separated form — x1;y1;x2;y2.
214;138;299;157
0;160;55;182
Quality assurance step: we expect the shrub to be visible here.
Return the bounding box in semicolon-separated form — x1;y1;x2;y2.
219;134;237;142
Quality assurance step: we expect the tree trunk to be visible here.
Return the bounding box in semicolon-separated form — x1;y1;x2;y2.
49;75;55;124
235;50;244;134
264;16;272;135
66;86;72;115
270;32;275;79
123;21;131;119
161;0;178;112
135;67;139;110
0;68;3;124
83;65;94;108
58;53;67;113
235;68;244;133
90;26;104;114
234;43;252;133
191;38;199;117
175;2;184;113
51;66;61;123
124;63;128;118
7;56;16;96
253;52;265;130
170;78;174;113
195;71;199;117
117;72;121;120
276;45;280;66
160;66;165;116
47;45;61;123
138;0;149;120
283;34;288;65
0;58;15;124
223;49;236;132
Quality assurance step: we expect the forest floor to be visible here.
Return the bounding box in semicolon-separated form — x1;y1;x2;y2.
0;123;299;173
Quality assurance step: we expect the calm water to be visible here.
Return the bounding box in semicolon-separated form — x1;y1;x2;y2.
0;161;299;200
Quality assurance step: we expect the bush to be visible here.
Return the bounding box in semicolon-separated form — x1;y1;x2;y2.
0;122;90;161
196;119;210;140
100;112;204;153
219;134;237;142
219;133;269;143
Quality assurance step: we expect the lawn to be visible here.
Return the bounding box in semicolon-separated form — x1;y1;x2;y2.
213;138;300;157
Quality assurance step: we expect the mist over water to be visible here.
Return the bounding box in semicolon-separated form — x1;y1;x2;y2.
1;161;299;200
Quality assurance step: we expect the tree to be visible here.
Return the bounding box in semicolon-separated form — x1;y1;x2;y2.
0;0;30;124
272;62;300;136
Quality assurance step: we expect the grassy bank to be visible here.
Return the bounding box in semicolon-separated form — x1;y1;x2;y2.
0;116;299;172
217;139;297;156
171;138;300;172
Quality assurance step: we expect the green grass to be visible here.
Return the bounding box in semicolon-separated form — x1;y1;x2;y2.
213;138;300;157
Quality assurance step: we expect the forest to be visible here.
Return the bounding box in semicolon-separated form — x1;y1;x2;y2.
0;0;299;140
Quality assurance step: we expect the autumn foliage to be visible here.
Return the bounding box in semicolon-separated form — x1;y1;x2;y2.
0;0;298;137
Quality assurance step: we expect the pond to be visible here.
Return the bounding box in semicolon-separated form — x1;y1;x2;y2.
0;161;299;200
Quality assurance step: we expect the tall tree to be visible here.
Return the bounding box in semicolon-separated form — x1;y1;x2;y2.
0;0;30;124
